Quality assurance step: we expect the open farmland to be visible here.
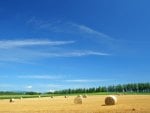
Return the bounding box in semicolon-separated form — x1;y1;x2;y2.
0;95;149;113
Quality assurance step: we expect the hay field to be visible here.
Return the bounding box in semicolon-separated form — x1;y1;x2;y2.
0;95;149;113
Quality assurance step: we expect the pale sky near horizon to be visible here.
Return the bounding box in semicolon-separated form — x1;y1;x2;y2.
0;0;150;92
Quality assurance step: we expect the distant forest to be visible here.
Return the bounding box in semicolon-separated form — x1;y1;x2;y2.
52;82;150;94
0;82;149;95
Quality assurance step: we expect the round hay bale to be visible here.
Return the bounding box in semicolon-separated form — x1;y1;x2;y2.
105;95;117;105
10;98;15;103
64;95;68;98
50;96;53;98
82;94;87;98
74;96;82;104
38;96;41;98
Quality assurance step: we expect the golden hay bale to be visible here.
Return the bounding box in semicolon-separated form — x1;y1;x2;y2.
10;98;15;103
74;96;82;104
38;96;41;98
105;95;117;105
82;94;87;98
64;95;68;98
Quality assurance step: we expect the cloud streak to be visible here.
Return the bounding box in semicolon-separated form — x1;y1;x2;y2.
27;18;115;51
0;39;109;63
0;20;112;63
70;23;113;41
39;50;110;57
27;18;113;41
0;48;109;63
0;39;75;49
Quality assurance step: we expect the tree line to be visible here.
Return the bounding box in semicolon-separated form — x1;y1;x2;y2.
0;82;149;95
0;91;41;95
52;82;150;94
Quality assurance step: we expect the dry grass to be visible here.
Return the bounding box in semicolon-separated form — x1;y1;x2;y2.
0;95;149;113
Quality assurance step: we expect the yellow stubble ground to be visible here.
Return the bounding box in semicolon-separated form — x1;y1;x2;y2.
0;95;149;113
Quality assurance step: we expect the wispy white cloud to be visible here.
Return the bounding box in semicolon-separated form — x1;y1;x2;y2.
0;39;110;63
0;48;109;63
18;75;61;79
70;23;113;41
0;20;112;63
27;18;115;51
39;50;109;57
0;39;86;63
27;18;113;40
0;39;75;49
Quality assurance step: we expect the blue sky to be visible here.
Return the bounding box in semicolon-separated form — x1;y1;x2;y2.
0;0;150;92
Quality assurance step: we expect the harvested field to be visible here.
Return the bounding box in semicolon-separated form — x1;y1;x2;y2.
0;95;149;113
